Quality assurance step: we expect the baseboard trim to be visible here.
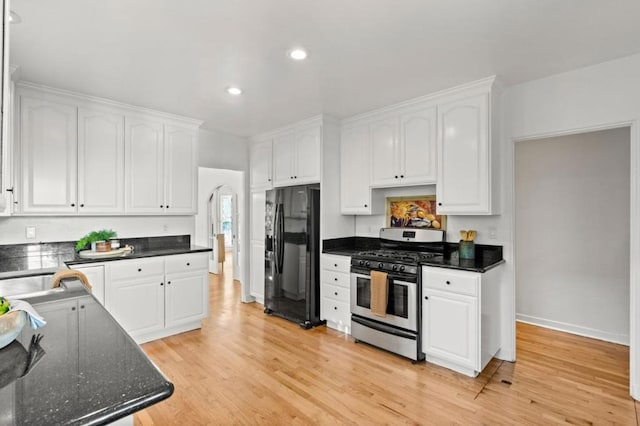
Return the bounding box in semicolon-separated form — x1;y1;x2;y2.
516;314;629;346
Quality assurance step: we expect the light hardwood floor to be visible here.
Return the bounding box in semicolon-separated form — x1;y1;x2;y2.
136;260;638;425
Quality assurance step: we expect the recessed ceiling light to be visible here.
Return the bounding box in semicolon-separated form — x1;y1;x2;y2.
226;86;242;96
9;11;22;24
288;48;308;61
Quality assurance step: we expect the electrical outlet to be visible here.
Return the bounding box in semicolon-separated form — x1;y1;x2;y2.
488;227;497;239
25;226;36;239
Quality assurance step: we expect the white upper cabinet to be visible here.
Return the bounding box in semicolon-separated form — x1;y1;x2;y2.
272;131;296;186
340;122;374;214
272;125;321;187
164;124;197;214
19;96;78;214
294;125;321;184
370;118;399;187
436;92;494;214
125;117;165;214
250;139;273;190
77;107;124;214
125;118;196;215
369;107;437;188
14;84;201;216
400;107;437;185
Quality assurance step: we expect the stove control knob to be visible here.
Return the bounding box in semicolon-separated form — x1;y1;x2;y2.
399;265;406;272
365;261;371;267
378;262;384;269
359;260;365;266
392;265;398;271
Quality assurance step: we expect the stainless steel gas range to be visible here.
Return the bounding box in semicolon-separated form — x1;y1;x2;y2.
350;228;445;361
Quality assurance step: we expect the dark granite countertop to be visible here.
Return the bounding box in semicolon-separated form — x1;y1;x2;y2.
323;236;504;273
0;282;173;425
0;235;211;279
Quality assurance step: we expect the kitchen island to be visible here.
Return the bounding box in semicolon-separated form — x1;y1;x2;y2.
0;280;173;425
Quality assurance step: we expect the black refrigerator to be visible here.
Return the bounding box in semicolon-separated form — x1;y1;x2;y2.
264;184;322;329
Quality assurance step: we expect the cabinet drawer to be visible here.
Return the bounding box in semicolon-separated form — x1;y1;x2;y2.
322;283;350;303
321;297;350;325
165;252;209;274
321;254;351;273
321;270;350;289
110;258;164;280
422;267;479;297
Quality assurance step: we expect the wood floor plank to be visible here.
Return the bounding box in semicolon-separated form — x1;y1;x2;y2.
135;260;638;425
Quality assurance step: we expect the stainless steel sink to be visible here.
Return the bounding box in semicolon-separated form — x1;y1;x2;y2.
0;274;64;300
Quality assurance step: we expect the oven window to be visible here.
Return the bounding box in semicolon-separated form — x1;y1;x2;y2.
356;276;409;318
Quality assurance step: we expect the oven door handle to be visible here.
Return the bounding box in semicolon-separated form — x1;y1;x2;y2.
351;315;416;339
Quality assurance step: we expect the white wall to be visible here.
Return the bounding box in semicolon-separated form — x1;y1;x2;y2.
0;215;194;244
515;128;630;344
195;167;244;280
501;52;640;398
198;128;249;171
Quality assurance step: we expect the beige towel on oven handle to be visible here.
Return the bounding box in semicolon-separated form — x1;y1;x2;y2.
370;270;388;318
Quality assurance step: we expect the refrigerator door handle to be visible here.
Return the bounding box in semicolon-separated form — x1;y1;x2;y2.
273;203;280;274
276;202;285;273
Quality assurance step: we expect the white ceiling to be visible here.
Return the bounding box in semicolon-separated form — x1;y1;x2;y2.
9;0;640;137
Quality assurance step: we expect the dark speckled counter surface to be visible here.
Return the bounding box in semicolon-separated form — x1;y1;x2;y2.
323;236;504;273
0;283;173;425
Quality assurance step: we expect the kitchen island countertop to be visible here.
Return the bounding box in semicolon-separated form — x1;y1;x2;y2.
0;280;173;425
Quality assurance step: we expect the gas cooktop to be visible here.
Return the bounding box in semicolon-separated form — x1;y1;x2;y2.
352;249;442;264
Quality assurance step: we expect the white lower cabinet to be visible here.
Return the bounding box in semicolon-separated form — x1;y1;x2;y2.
105;252;209;343
320;254;351;333
249;242;265;303
71;263;105;305
421;265;501;377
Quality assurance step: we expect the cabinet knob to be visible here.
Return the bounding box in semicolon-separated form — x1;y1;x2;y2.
334;277;338;281
364;204;367;208
80;204;84;207
70;203;75;207
166;205;170;209
294;176;297;179
80;305;85;309
71;306;76;311
160;205;164;208
168;281;171;285
334;264;337;267
290;176;293;179
334;292;338;296
424;296;429;300
395;175;398;179
446;280;451;285
160;282;164;286
400;175;404;178
334;306;337;310
138;268;142;272
438;202;442;206
187;262;190;266
268;178;271;182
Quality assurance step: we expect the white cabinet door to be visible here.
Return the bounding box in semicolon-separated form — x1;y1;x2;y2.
423;288;478;371
77;107;124;214
370;117;399;187
19;96;77;213
251;191;266;242
73;264;105;305
250;242;265;300
436;93;490;214
294;126;321;184
164;124;197;214
400;107;437;185
250;139;273;190
109;276;165;336
165;271;208;327
340;123;372;214
124;117;165;214
272;131;296;187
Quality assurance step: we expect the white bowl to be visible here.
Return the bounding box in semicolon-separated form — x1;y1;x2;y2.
0;311;27;350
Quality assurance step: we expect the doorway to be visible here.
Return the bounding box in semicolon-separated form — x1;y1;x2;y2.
514;127;630;344
195;167;244;282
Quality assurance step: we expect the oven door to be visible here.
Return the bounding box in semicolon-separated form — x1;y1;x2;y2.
350;271;417;331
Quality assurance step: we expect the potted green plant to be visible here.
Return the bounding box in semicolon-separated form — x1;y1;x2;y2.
75;229;118;252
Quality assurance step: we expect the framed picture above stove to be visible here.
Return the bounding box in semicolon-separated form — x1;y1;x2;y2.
386;196;446;230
